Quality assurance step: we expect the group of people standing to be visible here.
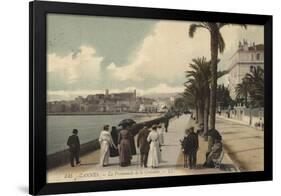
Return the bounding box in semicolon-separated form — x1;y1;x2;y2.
180;122;223;169
181;127;198;169
99;122;167;168
66;114;223;171
138;124;165;168
66;117;169;169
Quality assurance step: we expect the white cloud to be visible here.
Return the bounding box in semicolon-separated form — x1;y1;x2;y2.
106;20;211;82
47;21;263;101
107;22;263;84
48;45;103;84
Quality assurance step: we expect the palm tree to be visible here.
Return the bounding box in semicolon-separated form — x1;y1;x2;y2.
217;84;233;109
183;83;199;122
189;22;247;129
245;66;264;107
185;58;210;126
235;79;249;107
245;66;264;81
250;80;264;107
186;57;211;135
185;79;204;124
185;57;229;135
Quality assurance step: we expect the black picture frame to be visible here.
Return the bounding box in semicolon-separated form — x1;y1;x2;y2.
29;1;273;195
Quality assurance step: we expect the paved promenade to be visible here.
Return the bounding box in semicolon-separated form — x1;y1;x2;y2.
47;115;238;183
216;116;264;171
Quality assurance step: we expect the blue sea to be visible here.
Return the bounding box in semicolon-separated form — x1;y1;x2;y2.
47;113;161;155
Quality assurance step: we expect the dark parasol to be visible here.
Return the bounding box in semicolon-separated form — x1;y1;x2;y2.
118;119;136;127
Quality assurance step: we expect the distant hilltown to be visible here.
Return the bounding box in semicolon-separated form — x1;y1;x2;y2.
47;89;177;114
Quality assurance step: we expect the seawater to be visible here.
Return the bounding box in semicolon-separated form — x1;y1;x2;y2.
47;113;161;155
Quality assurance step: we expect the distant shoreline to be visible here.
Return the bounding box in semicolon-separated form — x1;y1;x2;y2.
47;112;165;116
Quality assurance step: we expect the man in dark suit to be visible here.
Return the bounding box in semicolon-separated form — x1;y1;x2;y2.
182;127;199;169
137;126;150;167
67;129;81;167
164;117;169;132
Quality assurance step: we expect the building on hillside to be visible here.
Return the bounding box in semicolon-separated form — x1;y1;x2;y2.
227;40;264;99
138;104;158;113
47;89;143;113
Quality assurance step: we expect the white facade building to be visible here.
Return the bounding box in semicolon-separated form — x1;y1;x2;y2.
227;40;264;99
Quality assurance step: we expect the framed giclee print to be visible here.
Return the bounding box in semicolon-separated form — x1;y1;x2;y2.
29;1;273;195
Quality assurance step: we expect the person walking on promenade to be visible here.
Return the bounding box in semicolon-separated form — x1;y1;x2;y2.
128;125;137;156
99;125;117;167
118;124;134;167
137;126;150;167
67;129;81;167
110;126;119;157
182;127;199;169
157;123;165;146
147;125;161;168
164;117;170;132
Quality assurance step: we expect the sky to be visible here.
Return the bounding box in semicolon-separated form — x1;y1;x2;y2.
47;14;264;101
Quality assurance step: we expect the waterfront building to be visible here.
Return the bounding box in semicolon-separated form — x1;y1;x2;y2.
105;89;109;97
227;40;264;99
47;89;140;113
138;104;158;113
153;100;169;113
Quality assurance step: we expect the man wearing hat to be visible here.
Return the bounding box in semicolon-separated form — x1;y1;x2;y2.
67;129;81;167
182;126;199;169
137;126;150;167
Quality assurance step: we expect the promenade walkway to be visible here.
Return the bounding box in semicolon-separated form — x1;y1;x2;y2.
47;115;238;183
216;116;264;171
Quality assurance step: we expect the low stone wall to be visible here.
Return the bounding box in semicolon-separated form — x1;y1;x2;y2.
47;115;171;169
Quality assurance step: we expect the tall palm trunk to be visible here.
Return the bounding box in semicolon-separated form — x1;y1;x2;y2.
195;104;199;123
210;26;219;130
198;100;204;125
203;88;210;138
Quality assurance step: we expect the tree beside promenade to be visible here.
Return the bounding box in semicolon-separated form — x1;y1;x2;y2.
235;66;264;108
183;57;228;136
217;84;233;110
188;22;247;129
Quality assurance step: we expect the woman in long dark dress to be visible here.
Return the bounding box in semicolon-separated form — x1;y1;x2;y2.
110;126;119;157
128;125;137;156
118;124;133;167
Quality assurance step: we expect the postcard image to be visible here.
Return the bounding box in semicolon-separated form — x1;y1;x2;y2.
46;14;264;183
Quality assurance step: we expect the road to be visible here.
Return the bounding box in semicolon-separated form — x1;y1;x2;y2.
216;116;264;171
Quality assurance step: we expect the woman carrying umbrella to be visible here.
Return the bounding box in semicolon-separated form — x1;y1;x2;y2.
120;119;137;155
118;119;135;167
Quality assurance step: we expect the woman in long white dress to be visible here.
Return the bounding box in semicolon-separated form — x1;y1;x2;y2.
99;125;116;167
147;125;161;168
